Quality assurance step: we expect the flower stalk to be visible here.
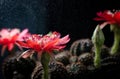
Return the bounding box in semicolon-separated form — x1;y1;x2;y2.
41;52;50;79
94;46;101;68
110;24;120;55
92;25;105;68
110;31;120;55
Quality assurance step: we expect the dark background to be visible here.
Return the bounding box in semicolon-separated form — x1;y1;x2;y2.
0;0;120;78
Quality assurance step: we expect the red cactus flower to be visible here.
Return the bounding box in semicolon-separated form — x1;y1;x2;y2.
94;10;120;28
0;28;29;55
17;31;70;58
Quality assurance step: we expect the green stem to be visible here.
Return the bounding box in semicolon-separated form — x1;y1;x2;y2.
110;31;120;55
94;46;101;68
41;52;50;79
42;63;49;79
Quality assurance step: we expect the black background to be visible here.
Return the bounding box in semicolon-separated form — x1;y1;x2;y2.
0;0;120;78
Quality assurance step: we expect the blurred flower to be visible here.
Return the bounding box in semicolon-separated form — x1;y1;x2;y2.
94;10;120;28
17;31;70;58
0;28;29;55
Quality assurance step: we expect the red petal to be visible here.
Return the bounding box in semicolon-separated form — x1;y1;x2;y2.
93;17;106;21
2;39;10;44
1;45;7;56
8;43;14;51
114;12;120;24
11;35;18;42
18;50;34;59
57;35;70;45
100;22;109;29
44;39;59;52
26;40;37;48
10;28;20;36
17;29;29;41
94;10;114;23
17;41;30;48
0;29;9;37
15;42;23;51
